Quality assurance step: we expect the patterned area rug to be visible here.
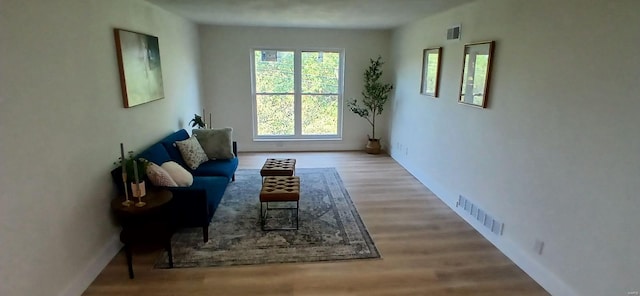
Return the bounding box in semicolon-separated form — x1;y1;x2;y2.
155;167;379;268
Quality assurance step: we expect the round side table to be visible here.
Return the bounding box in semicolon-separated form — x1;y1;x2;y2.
111;189;173;279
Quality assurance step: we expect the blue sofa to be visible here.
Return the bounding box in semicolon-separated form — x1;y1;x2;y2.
135;129;238;242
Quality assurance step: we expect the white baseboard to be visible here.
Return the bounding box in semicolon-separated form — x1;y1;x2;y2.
393;155;578;296
59;234;122;296
479;230;578;296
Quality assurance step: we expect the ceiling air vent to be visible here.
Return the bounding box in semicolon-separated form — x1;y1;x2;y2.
447;25;461;41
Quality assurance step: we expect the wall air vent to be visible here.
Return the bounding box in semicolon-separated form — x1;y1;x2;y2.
456;195;503;235
447;25;461;41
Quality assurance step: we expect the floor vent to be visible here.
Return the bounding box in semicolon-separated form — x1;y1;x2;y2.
456;195;503;235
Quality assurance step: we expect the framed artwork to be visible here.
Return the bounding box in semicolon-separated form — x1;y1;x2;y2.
420;47;442;97
114;28;165;108
458;41;495;108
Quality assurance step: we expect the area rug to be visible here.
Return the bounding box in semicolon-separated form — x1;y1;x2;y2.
155;167;380;268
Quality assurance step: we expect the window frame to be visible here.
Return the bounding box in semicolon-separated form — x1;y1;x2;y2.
250;48;345;141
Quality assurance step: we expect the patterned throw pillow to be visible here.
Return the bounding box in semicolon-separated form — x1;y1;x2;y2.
161;161;193;187
146;162;178;187
175;136;208;170
193;127;234;160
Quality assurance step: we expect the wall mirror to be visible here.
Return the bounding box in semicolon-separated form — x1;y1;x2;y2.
459;41;495;108
420;47;442;97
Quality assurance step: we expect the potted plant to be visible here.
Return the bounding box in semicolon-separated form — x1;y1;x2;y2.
114;151;149;197
347;56;394;154
189;114;206;128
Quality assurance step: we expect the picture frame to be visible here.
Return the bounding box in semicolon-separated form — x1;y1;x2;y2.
114;28;165;108
458;41;495;108
420;47;442;97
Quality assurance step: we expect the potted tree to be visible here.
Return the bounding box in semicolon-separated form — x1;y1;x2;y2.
347;56;394;154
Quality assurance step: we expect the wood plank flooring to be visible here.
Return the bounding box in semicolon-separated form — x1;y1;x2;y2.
83;152;549;296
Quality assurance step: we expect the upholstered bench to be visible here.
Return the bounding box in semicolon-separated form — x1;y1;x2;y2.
259;176;300;230
260;158;296;178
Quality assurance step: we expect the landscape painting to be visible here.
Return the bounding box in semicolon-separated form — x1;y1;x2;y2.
114;28;164;108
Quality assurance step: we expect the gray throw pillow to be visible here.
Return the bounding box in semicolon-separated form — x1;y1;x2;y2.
193;127;234;160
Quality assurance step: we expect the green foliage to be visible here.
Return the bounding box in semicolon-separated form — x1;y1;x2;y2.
254;50;341;136
255;51;294;93
256;95;295;135
189;114;205;128
347;56;394;140
302;95;338;134
301;52;340;94
113;151;149;182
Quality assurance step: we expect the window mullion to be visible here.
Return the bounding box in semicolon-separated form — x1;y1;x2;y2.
294;50;302;136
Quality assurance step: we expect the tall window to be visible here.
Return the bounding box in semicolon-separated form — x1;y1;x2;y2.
252;49;343;140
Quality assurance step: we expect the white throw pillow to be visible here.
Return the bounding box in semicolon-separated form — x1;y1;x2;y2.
146;162;178;187
175;136;209;170
193;127;234;160
161;161;193;187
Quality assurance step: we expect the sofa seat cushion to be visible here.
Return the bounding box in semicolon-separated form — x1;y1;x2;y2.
192;158;239;180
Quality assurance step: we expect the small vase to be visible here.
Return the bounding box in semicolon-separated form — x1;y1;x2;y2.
131;181;146;198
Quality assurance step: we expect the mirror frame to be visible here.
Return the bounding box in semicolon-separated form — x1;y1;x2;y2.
458;41;495;108
420;47;442;97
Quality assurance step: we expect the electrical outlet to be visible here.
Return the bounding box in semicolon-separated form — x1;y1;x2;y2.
534;239;545;255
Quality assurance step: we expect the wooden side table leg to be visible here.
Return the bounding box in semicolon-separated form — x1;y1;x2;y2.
202;226;209;242
166;240;174;268
124;244;134;279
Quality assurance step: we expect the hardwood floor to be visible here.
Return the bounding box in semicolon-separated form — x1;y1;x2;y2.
83;152;549;296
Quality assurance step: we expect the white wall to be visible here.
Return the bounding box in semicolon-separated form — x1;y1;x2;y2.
389;0;640;295
198;26;391;152
0;1;201;295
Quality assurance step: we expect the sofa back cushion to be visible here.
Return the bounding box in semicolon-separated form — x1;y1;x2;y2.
137;142;171;165
159;129;190;168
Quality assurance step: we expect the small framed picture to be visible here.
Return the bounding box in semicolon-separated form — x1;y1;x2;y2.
420;47;442;97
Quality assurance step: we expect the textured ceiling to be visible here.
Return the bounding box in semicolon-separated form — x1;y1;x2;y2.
145;0;475;29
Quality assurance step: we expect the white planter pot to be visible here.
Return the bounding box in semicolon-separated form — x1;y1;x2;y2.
131;181;146;197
